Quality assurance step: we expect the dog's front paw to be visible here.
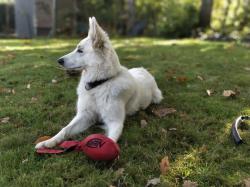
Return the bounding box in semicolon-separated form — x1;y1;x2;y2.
35;139;57;149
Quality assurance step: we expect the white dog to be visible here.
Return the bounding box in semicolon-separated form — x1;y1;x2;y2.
35;17;163;149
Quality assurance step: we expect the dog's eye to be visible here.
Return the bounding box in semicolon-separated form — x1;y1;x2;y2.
77;49;83;53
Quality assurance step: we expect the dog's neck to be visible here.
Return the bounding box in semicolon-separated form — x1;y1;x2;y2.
82;48;122;85
81;62;122;90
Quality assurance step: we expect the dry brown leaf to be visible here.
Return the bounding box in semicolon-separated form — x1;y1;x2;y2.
7;53;16;59
198;145;208;153
183;180;198;187
152;107;176;118
109;185;116;187
206;89;213;96
223;90;236;97
31;97;38;103
161;128;167;134
244;178;250;187
115;168;125;176
160;156;170;175
27;84;31;89
0;87;12;94
1;117;10;124
140;119;148;128
176;76;188;83
197;75;204;81
34;136;51;144
146;178;160;187
165;70;176;80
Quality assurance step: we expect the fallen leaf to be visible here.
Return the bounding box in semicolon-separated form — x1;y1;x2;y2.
140;119;148;128
179;112;189;120
124;140;128;147
176;76;188;83
22;158;28;164
52;79;58;84
183;180;198;187
27;84;31;89
146;178;160;187
206;89;213;96
223;90;236;98
161;128;167;134
197;75;204;81
152;107;176;118
0;87;12;94
198;145;208;153
160;156;170;175
1;117;10;124
169;128;177;131
165;69;176;80
115;168;125;176
34;136;51;144
109;185;116;187
31;97;38;102
244;178;250;187
7;53;16;59
244;67;250;71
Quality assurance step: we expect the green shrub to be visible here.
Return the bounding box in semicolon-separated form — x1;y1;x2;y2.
136;0;200;37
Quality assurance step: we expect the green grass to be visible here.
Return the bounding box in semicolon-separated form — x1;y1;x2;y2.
0;38;250;186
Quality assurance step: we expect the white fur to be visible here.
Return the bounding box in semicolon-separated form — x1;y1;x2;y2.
35;17;163;149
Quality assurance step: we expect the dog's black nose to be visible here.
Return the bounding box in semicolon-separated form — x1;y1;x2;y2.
57;58;64;65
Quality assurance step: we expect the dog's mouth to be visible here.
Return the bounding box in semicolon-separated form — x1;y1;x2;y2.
57;65;83;71
67;66;83;70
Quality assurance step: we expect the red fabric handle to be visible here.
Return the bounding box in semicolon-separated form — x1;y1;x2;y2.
36;140;81;154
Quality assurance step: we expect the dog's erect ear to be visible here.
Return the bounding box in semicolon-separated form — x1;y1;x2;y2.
88;17;108;49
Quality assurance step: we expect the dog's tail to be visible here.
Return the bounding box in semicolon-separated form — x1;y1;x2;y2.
152;88;163;104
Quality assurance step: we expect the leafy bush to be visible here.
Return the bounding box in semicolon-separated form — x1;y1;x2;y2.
136;0;200;37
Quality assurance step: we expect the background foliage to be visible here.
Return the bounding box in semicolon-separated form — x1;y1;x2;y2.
1;0;250;39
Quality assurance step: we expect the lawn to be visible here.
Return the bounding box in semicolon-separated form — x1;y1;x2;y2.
0;37;250;187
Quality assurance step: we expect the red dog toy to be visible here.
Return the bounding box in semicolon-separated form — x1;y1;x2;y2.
36;134;120;161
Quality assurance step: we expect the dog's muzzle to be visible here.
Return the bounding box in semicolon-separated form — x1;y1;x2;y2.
57;58;64;66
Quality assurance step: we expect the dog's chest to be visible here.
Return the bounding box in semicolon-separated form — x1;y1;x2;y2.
77;81;113;107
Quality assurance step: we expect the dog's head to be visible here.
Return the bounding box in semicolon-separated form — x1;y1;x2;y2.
57;17;119;72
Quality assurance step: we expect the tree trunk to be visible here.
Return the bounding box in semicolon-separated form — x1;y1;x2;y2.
125;0;135;35
239;0;250;31
5;1;10;32
221;0;232;35
199;0;214;29
15;0;36;38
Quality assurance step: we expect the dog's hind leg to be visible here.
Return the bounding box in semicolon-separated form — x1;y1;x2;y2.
35;113;95;149
152;87;163;104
